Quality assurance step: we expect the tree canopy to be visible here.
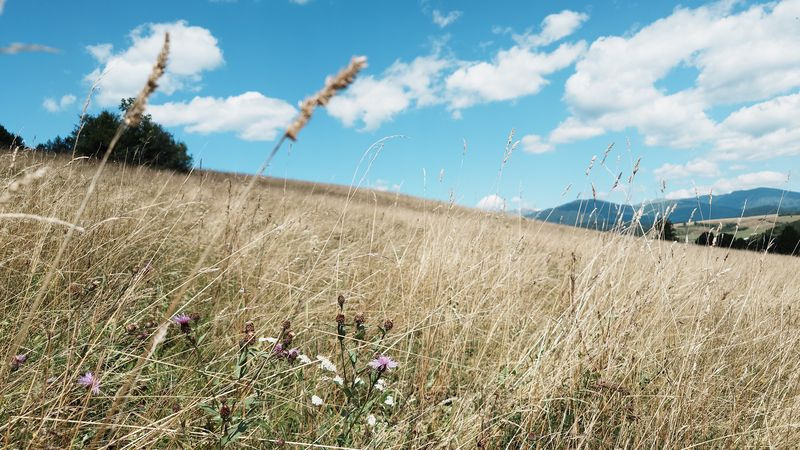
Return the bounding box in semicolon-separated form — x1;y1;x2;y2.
0;124;25;150
36;99;192;172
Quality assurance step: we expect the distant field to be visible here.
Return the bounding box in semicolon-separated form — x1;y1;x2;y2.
4;152;800;448
675;213;800;242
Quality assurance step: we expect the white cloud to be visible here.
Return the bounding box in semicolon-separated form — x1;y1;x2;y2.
85;21;224;107
0;0;5;15
548;117;604;144
148;92;296;141
0;43;59;54
42;94;77;113
445;11;588;111
327;55;451;130
86;44;113;63
551;0;800;152
714;92;800;160
520;134;553;154
653;158;719;180
445;41;585;110
432;10;462;28
665;171;788;199
325;11;588;130
516;10;589;47
476;194;506;211
373;179;402;192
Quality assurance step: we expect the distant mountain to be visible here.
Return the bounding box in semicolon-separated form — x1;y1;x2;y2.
526;188;800;229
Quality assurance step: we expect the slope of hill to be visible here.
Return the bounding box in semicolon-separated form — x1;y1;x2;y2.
528;187;800;229
4;153;800;448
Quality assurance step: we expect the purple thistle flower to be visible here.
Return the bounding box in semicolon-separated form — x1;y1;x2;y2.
172;314;191;325
77;371;101;395
172;313;192;333
287;348;299;363
368;355;398;372
10;354;27;371
272;342;287;358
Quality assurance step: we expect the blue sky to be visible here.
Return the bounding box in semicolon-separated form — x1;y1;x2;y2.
1;0;799;210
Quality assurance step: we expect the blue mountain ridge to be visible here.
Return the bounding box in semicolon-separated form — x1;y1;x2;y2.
524;188;800;230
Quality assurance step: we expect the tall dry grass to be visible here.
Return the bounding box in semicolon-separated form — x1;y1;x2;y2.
2;34;800;449
1;148;800;448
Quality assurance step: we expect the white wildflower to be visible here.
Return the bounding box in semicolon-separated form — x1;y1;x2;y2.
333;375;344;386
311;395;324;406
375;379;387;391
367;414;377;427
384;395;394;406
298;354;312;364
258;337;278;344
316;355;337;373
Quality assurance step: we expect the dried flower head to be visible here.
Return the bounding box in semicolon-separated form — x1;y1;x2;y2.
285;56;367;141
124;33;169;127
78;371;101;395
281;319;291;331
368;355;398;373
337;294;346;309
241;321;256;347
282;330;295;346
335;313;346;325
383;319;394;333
219;399;231;422
354;312;366;327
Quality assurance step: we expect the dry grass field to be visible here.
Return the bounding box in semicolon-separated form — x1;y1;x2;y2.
2;149;800;448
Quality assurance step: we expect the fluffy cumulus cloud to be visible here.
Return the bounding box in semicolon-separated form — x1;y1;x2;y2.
665;171;788;199
432;10;462;28
547;0;800;157
148;92;296;141
714;92;800;161
446;41;585;110
476;194;506;211
520;134;552;154
445;10;587;111
327;10;588;129
43;94;77;113
517;10;588;47
327;55;452;130
85;21;224;106
653;158;719;181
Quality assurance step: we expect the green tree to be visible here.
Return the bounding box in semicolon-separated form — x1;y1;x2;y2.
0;124;25;149
37;99;192;172
774;225;800;256
654;218;677;241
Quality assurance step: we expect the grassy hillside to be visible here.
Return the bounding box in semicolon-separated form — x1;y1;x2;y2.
3;152;800;448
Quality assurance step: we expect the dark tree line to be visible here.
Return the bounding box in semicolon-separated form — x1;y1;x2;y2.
647;216;800;257
32;98;192;172
0;124;25;150
695;223;800;256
